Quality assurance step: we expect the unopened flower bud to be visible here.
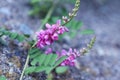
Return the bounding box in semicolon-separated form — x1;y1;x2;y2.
73;8;78;12
80;48;88;54
69;13;72;17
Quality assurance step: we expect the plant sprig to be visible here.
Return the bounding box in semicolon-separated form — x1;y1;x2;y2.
0;28;28;42
62;0;80;26
80;36;96;55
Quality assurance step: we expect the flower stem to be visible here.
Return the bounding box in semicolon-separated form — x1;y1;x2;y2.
20;4;55;80
62;0;80;26
19;55;30;80
19;43;36;80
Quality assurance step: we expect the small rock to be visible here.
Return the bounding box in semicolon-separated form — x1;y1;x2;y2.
9;68;14;74
0;8;11;16
19;24;33;35
10;56;21;68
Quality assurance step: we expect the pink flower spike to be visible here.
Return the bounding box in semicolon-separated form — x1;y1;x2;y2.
36;19;68;49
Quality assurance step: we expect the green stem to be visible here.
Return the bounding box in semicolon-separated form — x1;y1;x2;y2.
47;73;53;80
19;43;36;80
19;55;29;80
19;4;55;80
37;5;54;31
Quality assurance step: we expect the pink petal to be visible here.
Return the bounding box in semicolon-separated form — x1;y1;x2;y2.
45;41;51;45
60;62;66;66
45;48;52;54
64;27;69;32
52;24;58;30
70;62;75;66
56;20;61;26
61;49;67;56
52;33;58;40
40;29;45;33
44;35;49;39
35;32;40;35
46;23;51;28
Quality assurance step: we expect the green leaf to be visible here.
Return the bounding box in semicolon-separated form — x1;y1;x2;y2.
25;53;67;74
3;31;10;35
70;31;76;38
31;55;41;65
30;0;41;4
51;17;59;23
54;56;67;67
49;54;58;66
0;28;27;42
23;34;30;38
76;22;83;30
45;67;54;74
35;66;45;72
38;54;47;65
80;29;94;34
25;66;36;74
17;35;25;42
35;66;50;72
55;66;68;74
0;76;6;80
0;38;6;45
29;48;40;55
44;54;53;66
31;59;37;66
10;33;18;39
0;32;3;37
29;51;41;59
66;20;83;30
35;66;54;74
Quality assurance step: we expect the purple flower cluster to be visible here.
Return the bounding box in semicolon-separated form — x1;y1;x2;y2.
57;48;80;66
36;20;68;48
36;19;81;66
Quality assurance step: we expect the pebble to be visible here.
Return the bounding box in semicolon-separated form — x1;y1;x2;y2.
0;8;11;16
19;24;34;35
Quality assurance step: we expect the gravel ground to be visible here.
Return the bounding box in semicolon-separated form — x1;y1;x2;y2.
76;0;120;80
0;0;120;80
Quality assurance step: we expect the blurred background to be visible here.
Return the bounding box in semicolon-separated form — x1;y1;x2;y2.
0;0;120;80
